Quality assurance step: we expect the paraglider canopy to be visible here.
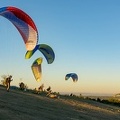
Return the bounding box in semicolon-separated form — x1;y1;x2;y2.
0;6;38;50
65;73;78;82
31;57;43;82
25;44;55;64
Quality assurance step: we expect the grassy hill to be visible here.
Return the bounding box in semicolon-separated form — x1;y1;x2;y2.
0;86;120;120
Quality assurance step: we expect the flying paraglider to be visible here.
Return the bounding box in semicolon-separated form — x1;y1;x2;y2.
31;57;43;82
25;44;55;64
0;6;38;50
65;73;78;82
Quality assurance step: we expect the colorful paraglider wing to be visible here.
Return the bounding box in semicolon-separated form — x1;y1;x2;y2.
39;44;55;64
0;6;38;50
25;44;39;59
25;44;55;64
65;73;78;82
31;57;43;82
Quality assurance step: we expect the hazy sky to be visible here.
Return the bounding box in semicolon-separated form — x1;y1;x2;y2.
0;0;120;95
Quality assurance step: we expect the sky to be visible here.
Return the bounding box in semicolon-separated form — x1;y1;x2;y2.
0;0;120;95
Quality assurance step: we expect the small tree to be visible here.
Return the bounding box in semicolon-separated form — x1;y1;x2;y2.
38;84;44;92
19;82;25;90
1;75;8;86
19;82;28;91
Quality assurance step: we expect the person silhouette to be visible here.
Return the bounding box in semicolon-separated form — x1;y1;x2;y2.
6;75;13;92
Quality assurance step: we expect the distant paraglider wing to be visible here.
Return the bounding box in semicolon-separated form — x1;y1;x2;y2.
0;6;38;50
25;44;55;64
31;57;43;82
65;73;78;82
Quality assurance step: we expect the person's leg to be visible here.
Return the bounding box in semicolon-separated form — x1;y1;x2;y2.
6;84;8;91
7;83;10;92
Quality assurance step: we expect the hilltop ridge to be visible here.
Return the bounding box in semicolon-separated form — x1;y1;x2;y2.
0;86;120;120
